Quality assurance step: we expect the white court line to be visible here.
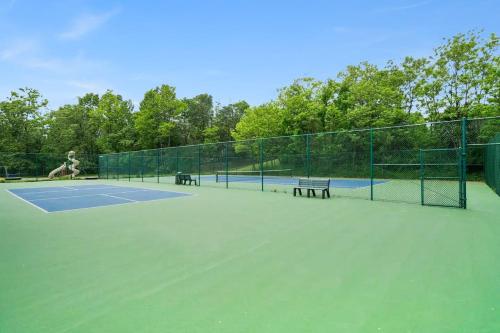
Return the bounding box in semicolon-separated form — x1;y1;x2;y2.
100;194;136;202
29;189;153;202
9;186;113;196
81;182;194;197
47;192;196;214
6;184;194;213
9;188;77;195
62;185;118;190
5;190;49;213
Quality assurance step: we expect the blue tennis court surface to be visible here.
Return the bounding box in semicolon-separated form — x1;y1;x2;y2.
202;175;387;188
7;185;191;212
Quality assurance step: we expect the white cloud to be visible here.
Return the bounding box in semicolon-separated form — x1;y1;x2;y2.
2;52;103;74
0;39;62;70
0;0;17;12
0;39;36;60
373;1;432;14
66;80;106;92
59;8;120;40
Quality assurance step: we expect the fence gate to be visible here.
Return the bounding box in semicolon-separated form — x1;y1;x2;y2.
420;148;463;208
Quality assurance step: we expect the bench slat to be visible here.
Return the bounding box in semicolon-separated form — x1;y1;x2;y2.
295;178;329;189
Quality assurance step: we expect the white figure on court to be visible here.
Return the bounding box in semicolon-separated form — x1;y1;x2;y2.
48;151;80;179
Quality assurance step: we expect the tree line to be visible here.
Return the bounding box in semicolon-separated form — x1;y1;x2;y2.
0;31;498;159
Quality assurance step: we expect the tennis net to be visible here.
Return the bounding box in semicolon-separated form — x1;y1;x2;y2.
215;169;293;183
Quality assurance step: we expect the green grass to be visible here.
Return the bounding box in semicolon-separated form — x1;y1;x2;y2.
1;180;499;332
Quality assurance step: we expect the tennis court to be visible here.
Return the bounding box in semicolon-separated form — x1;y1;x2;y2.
1;179;499;333
208;170;388;188
7;184;191;212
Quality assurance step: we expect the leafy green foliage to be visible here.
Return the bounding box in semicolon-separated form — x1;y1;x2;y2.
0;88;47;154
0;31;498;159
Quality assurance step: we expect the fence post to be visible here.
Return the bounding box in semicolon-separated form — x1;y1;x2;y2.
198;145;201;186
128;152;131;181
141;153;144;182
370;128;374;200
224;143;229;189
157;149;160;183
175;146;180;174
306;134;311;178
260;139;264;191
35;153;38;182
420;149;424;205
106;155;109;180
116;154;120;181
461;117;467;209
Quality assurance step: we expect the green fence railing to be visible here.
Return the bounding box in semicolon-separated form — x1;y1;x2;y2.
484;133;500;195
0;152;99;181
99;117;500;208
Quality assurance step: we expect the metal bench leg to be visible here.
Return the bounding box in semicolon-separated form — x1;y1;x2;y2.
322;190;325;199
327;189;330;198
312;189;316;197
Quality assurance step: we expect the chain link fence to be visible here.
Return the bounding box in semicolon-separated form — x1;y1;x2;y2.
5;116;490;208
0;152;98;181
97;116;500;208
485;134;500;195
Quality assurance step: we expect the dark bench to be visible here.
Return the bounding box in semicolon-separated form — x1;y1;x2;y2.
1;166;21;181
175;173;197;185
293;178;330;199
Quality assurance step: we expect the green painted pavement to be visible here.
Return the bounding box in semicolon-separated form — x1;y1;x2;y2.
0;180;499;332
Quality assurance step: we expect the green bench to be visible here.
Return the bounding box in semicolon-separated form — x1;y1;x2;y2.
293;178;330;199
175;173;197;185
1;166;21;181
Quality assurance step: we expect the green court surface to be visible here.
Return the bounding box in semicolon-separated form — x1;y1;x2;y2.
1;180;499;333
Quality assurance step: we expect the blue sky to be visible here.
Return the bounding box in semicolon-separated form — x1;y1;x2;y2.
0;0;498;109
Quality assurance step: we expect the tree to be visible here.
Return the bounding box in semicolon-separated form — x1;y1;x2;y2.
422;31;499;120
135;85;186;148
232;103;284;140
0;88;47;154
91;91;135;153
277;78;325;134
44;93;101;156
213;101;249;141
332;62;411;129
398;57;429;115
180;94;213;144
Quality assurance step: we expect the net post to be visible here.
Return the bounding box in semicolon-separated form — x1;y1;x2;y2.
198;145;201;186
420;149;424;205
260;138;264;191
370;128;374;200
157;149;160;183
306;134;311;178
461;117;467;209
225;142;229;189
